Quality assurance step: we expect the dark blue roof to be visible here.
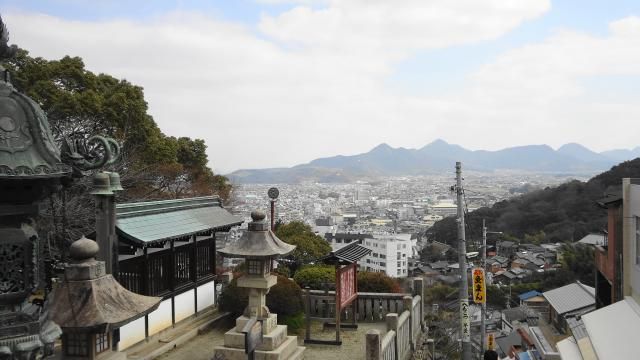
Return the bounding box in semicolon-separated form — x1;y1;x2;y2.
518;290;543;301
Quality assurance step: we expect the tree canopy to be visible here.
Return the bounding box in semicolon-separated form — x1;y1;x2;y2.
428;158;640;246
3;48;231;201
2;48;232;258
275;221;332;274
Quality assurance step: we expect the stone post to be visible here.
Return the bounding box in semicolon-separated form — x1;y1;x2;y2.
403;295;414;350
366;329;382;360
386;313;399;360
413;278;425;327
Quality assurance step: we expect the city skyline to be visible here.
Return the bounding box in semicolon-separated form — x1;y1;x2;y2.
3;0;640;172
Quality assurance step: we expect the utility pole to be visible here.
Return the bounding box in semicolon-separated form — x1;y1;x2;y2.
455;162;471;360
481;220;487;356
481;219;502;355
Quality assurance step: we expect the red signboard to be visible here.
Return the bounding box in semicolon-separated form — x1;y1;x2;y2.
337;263;357;309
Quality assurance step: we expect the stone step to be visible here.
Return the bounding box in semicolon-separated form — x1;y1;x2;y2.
289;346;305;360
255;336;298;360
224;325;288;351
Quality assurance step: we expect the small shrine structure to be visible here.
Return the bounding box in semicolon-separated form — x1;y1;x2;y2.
114;196;243;349
214;210;305;360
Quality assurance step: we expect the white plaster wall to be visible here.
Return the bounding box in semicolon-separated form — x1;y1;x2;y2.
148;299;172;336
197;281;215;312
175;289;195;323
629;184;640;297
118;316;145;350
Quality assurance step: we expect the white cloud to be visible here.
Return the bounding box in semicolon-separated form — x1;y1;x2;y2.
7;2;640;174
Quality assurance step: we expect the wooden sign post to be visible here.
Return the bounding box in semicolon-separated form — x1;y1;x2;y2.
334;263;358;343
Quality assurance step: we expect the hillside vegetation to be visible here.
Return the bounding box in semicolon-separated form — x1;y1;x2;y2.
428;158;640;245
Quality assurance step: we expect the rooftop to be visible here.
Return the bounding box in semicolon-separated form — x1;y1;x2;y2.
116;196;243;246
543;282;595;315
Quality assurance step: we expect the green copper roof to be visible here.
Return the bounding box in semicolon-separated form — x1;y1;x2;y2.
116;196;242;246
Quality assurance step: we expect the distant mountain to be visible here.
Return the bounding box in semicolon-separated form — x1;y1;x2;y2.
557;143;610;163
228;139;639;183
601;147;640;162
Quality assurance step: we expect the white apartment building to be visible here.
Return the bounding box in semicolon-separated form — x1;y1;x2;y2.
361;233;416;278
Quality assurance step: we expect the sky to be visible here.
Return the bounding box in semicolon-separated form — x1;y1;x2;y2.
2;0;640;173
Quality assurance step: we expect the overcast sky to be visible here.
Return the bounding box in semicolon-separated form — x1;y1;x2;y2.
2;0;640;173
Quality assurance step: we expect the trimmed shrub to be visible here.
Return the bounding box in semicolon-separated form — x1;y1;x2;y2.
293;265;335;290
218;278;248;316
219;274;303;318
357;271;402;293
266;275;304;318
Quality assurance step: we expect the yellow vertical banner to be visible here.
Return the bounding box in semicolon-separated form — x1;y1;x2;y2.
487;333;495;350
472;268;485;304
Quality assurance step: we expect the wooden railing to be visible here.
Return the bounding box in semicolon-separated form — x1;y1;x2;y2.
304;290;410;322
366;278;426;360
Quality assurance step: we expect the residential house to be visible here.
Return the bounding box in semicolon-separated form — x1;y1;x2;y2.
497;240;517;258
594;193;623;308
542;282;595;334
556;178;640;359
518;290;547;313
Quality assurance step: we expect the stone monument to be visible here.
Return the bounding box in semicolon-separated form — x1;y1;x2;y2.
48;236;160;359
214;210;305;360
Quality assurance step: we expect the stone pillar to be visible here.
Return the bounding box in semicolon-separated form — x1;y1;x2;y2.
413;277;425;327
366;329;382;360
386;313;399;360
403;295;414;350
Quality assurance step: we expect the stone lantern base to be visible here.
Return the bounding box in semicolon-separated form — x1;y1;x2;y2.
213;314;305;360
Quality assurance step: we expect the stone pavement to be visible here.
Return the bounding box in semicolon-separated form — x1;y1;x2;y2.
157;319;387;360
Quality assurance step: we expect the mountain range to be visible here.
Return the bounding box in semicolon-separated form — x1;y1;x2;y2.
227;140;640;184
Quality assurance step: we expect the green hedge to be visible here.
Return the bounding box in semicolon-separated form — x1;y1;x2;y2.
293;265;335;289
219;274;303;319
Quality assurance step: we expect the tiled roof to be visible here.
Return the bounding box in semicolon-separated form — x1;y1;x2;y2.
320;241;371;265
543;282;595;315
116;196;243;246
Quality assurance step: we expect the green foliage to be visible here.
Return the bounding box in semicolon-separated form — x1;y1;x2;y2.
2;48;231;202
293;265;335;289
280;312;305;332
219;275;303;318
424;284;457;304
428;158;640;245
357;271;401;293
560;243;595;286
218;279;248;316
486;285;507;308
275;221;332;274
266;275;304;318
273;265;291;278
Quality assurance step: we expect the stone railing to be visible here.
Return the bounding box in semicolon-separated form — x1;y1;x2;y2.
365;278;426;360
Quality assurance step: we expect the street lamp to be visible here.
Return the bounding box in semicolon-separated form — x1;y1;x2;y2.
481;219;502;356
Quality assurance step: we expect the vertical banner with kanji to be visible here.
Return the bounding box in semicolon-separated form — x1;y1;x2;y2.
487;333;495;351
460;300;470;342
472;268;486;304
337;263;357;309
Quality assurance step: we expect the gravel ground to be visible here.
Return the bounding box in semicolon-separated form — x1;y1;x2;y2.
156;319;386;360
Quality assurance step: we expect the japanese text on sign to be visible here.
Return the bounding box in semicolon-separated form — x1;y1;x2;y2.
460;300;470;342
472;268;486;304
487;333;495;351
338;264;357;309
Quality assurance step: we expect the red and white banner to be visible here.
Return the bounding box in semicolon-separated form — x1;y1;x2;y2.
337;263;357;309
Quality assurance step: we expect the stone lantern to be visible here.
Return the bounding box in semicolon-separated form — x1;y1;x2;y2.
214;210;305;360
49;236;161;360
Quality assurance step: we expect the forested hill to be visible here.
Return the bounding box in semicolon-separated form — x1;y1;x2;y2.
427;158;640;245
